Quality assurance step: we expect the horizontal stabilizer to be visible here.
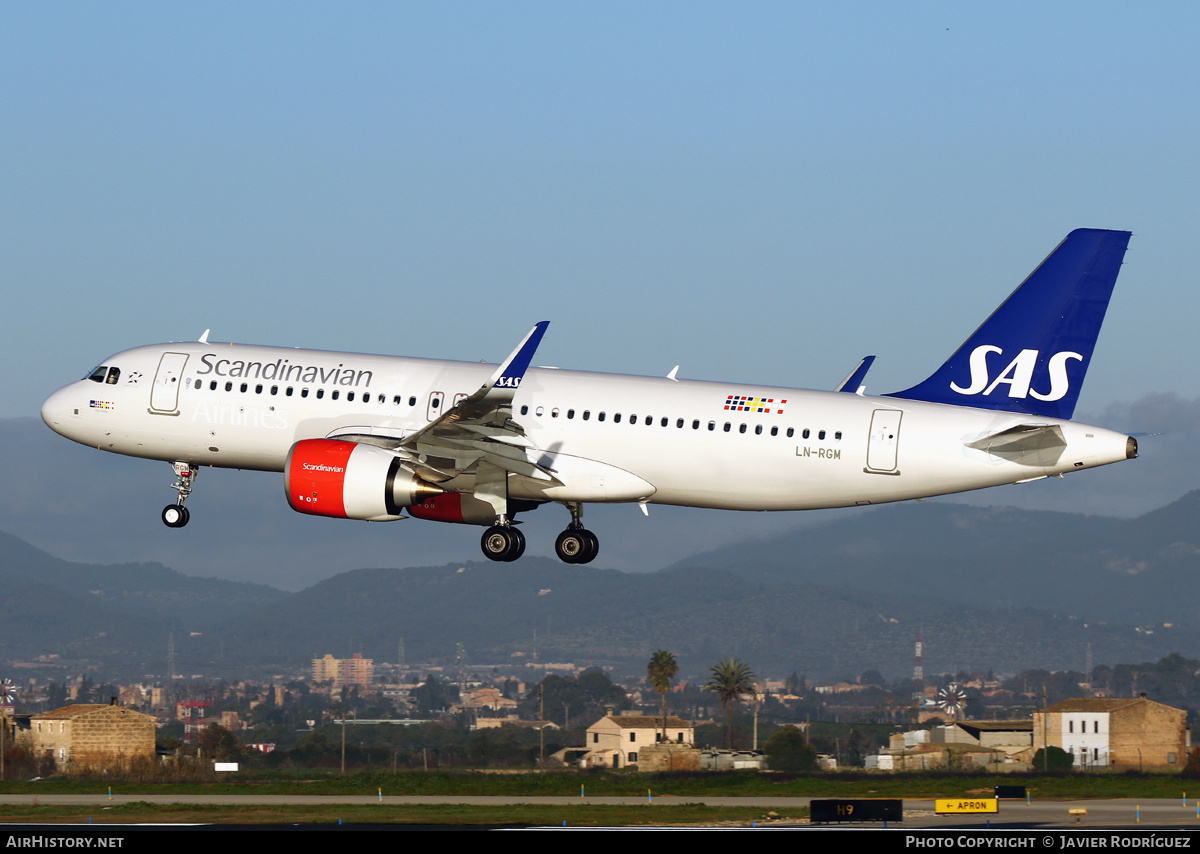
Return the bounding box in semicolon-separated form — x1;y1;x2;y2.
966;423;1067;466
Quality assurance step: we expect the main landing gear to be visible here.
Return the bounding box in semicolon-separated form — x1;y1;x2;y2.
477;502;600;564
555;527;598;564
554;501;599;565
161;461;197;529
481;521;526;562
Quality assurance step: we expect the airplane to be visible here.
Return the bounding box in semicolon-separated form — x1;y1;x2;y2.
42;228;1137;565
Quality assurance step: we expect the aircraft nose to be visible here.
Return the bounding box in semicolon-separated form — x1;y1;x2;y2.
41;386;73;434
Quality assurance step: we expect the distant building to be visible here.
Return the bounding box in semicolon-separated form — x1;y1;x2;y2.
870;721;1034;772
582;713;695;770
1033;696;1188;771
457;687;518;714
312;653;374;689
28;704;155;772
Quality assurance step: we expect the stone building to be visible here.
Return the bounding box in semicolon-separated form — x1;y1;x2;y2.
1033;696;1188;771
29;704;155;772
582;713;696;769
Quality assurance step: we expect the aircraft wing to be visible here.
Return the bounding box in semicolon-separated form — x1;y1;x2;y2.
392;322;558;483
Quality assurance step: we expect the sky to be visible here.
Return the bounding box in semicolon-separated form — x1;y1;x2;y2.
4;3;1200;587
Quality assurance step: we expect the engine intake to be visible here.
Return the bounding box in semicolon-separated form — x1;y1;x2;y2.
285;439;442;521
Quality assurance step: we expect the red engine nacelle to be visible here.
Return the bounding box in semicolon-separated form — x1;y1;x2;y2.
285;439;442;521
408;492;499;525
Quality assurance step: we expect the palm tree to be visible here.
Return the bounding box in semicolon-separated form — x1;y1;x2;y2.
647;650;678;743
704;657;757;749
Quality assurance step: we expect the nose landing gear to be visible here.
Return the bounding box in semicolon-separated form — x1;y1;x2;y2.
161;462;197;528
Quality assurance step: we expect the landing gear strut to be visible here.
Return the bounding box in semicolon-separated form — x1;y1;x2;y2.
161;462;197;528
555;502;598;564
481;521;526;562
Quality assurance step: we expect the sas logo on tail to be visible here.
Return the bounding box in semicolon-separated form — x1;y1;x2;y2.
950;346;1082;402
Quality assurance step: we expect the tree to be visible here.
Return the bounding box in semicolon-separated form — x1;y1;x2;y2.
704;657;757;749
197;724;243;763
1033;746;1074;773
647;650;678;743
762;726;817;773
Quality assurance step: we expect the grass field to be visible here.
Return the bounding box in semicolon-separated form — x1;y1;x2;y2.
0;770;1192;826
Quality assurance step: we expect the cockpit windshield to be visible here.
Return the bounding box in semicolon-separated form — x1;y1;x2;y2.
86;366;121;385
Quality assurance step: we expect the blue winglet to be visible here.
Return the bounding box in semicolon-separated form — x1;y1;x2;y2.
836;356;876;393
489;321;550;394
889;229;1131;420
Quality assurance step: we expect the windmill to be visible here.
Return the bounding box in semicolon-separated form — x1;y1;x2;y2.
938;683;967;720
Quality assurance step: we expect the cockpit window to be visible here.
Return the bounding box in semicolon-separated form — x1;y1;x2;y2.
86;366;121;384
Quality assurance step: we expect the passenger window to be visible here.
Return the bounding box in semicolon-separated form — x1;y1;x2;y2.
255;384;263;394
240;383;248;393
393;395;402;405
835;431;842;440
708;421;715;431
521;405;529;415
819;430;826;440
409;396;417;406
302;388;309;398
771;426;778;436
226;381;233;392
567;409;575;419
755;425;762;435
676;418;684;428
348;392;355;402
210;381;217;391
317;389;324;399
724;423;731;432
598;412;606;422
693;420;700;429
786;427;794;438
271;385;278;395
551;408;559;418
803;428;811;439
583;410;590;420
286;387;293;396
646;416;653;426
332;390;339;400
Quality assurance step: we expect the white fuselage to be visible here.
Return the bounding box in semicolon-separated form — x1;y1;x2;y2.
41;341;1134;512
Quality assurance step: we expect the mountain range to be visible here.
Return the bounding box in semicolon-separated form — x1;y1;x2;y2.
4;490;1200;682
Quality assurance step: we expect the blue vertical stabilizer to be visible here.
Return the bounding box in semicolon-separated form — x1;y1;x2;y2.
888;228;1131;420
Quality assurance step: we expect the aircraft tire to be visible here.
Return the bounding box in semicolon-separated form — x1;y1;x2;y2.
161;505;189;528
504;527;526;562
578;529;599;564
481;526;517;562
555;529;592;564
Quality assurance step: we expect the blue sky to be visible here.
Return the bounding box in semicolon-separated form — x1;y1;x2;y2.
3;3;1200;584
6;3;1199;423
9;3;1200;422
